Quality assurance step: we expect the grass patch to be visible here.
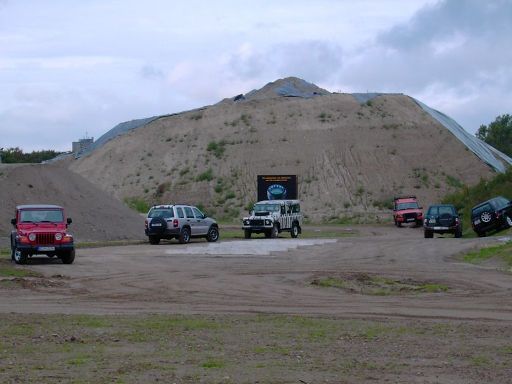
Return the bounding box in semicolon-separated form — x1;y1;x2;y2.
124;197;150;213
196;168;213;182
463;241;512;268
0;313;507;382
206;140;227;159
312;274;449;296
0;258;42;278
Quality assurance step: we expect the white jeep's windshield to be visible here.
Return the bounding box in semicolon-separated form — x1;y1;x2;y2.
20;209;64;223
254;204;280;213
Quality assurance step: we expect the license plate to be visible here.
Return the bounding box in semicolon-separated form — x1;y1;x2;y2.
39;246;55;251
433;227;448;230
152;223;162;227
406;218;415;222
473;219;481;225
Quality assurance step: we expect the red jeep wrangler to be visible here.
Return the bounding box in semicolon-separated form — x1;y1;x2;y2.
10;205;75;264
393;196;423;227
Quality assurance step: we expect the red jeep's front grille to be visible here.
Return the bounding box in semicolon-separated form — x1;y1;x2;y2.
36;233;55;245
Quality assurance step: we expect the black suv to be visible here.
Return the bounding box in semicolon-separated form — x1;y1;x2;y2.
471;196;512;237
423;204;462;238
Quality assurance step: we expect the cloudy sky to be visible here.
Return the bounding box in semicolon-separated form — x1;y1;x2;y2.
1;0;511;151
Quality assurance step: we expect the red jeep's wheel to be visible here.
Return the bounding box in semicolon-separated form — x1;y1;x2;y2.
61;249;75;264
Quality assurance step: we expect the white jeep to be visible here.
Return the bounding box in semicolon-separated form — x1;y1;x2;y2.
242;200;303;239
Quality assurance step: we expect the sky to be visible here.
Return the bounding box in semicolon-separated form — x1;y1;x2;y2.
1;0;511;152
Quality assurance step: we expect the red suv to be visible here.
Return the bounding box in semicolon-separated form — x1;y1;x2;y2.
10;205;75;264
393;196;423;227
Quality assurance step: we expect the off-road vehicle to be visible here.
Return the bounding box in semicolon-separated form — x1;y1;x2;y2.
10;204;75;264
423;204;462;238
471;196;512;237
393;196;423;227
242;200;303;239
144;204;219;244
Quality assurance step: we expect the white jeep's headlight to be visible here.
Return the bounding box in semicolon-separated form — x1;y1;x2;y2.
265;219;272;225
28;233;36;241
55;233;63;241
244;220;250;225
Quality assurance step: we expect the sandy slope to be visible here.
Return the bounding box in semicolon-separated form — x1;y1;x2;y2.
69;88;494;222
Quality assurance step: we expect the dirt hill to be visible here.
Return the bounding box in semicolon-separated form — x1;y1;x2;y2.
68;77;498;222
0;162;144;247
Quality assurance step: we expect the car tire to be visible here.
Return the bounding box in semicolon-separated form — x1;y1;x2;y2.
206;226;219;242
396;221;402;228
179;227;191;244
454;227;462;238
61;249;75;264
270;224;278;239
10;237;15;262
264;230;271;238
424;230;433;238
476;231;486;237
480;211;493;224
149;236;160;245
13;248;28;265
291;223;299;238
244;229;252;239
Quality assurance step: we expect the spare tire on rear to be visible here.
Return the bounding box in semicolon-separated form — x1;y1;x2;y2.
148;217;167;234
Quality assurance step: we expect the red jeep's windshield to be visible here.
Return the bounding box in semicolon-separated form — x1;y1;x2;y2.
20;209;64;223
396;202;419;210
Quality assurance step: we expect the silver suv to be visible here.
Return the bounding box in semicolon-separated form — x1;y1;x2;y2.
144;204;219;244
242;200;303;239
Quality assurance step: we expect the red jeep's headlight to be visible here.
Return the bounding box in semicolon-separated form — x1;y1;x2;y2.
18;235;30;244
28;233;36;242
55;233;63;241
62;235;73;243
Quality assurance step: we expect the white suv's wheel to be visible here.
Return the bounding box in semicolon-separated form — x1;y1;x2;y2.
270;224;278;238
291;223;299;238
506;215;512;228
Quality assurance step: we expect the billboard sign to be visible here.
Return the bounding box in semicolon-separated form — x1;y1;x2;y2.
257;175;297;201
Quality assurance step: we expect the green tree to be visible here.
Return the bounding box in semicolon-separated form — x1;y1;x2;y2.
476;114;512;157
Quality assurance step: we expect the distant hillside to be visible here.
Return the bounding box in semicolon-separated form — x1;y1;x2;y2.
68;77;508;222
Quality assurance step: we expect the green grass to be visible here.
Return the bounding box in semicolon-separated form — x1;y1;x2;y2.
0;258;42;278
0;313;509;382
463;241;512;268
312;275;449;296
124;197;150;213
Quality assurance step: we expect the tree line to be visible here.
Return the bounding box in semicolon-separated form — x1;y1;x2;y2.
0;147;64;163
476;114;512;158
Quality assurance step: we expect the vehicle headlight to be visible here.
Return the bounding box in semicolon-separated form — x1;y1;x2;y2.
244;220;250;225
265;219;272;225
28;233;36;241
55;233;63;241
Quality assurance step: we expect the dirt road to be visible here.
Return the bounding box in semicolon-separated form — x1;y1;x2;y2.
1;225;511;321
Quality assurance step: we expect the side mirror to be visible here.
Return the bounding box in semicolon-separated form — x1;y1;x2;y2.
11;218;16;226
67;218;73;225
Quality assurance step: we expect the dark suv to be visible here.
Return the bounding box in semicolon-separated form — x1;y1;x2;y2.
471;196;512;237
144;204;219;244
423;204;462;238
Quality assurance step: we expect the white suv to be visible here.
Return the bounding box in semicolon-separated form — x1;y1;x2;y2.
242;200;303;239
145;204;219;244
